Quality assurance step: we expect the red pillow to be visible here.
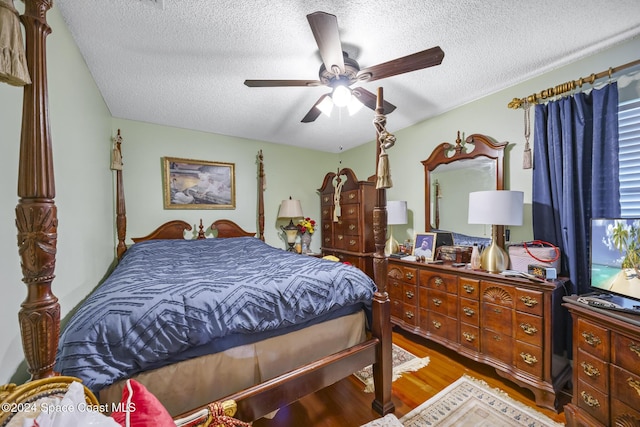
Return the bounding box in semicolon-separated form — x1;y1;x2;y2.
111;379;175;427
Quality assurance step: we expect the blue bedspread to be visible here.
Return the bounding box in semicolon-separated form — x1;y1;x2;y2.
55;237;377;392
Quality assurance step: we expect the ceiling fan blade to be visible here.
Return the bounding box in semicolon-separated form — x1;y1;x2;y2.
244;79;322;87
307;11;345;74
357;46;445;83
352;87;397;113
301;94;330;123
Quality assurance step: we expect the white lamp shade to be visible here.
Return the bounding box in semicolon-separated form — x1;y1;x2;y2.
387;201;408;225
468;190;523;226
278;198;303;219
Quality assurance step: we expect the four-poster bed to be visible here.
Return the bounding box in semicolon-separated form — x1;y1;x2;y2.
7;1;395;424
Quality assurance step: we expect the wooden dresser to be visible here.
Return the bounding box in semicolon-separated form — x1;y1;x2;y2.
388;258;572;411
563;296;640;426
318;168;376;278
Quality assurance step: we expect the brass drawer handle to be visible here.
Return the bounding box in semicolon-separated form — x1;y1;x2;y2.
405;291;414;299
520;296;539;307
580;362;600;378
322;209;329;215
337;235;344;241
520;352;538;365
628;377;640;397
434;277;443;287
463;307;475;317
630;342;640;358
349;239;356;246
432;320;442;329
432;298;442;307
323;196;330;203
519;323;538;335
405;311;414;319
493;335;501;342
580;391;600;408
463;284;475;294
348;193;356;200
581;331;602;347
348;208;356;215
348;224;356;230
405;272;414;280
324;237;331;243
463;332;475;342
324;223;330;230
493;308;502;314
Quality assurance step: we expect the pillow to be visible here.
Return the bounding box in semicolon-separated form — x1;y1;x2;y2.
110;379;175;427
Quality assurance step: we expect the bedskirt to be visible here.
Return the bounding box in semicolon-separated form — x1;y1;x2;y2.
98;310;367;416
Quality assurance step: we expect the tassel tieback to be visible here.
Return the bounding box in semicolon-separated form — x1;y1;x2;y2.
208;401;252;427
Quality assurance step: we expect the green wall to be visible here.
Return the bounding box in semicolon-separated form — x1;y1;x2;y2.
0;2;638;384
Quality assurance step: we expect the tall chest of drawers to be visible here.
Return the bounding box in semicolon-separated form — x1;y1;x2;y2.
318;168;376;278
388;259;572;411
563;296;640;426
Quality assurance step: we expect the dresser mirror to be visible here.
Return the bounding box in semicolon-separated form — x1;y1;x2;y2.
422;132;506;246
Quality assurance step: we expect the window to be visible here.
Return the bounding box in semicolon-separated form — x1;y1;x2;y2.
619;97;640;217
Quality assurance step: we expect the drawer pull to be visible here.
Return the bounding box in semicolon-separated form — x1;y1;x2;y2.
434;277;443;287
463;332;475;342
463;284;475;294
463;307;475;317
520;352;538;365
348;224;356;231
405;272;414;280
580;361;601;378
493;335;501;342
405;311;414;319
348;208;355;215
337;235;344;241
349;239;356;246
348;193;356;200
630;342;640;358
405;291;414;299
324;237;331;243
324;223;330;230
322;209;329;215
432;298;442;307
580;391;600;408
581;331;602;347
323;196;330;203
519;323;538;335
493;308;502;314
519;296;539;307
432;320;442;329
628;377;640;397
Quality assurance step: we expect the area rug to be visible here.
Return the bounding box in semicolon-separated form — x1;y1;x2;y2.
397;374;564;427
354;344;430;393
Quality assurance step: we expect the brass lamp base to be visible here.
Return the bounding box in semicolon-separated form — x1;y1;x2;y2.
385;235;399;256
481;239;509;273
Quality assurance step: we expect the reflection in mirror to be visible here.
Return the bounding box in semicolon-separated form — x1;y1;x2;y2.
422;132;506;247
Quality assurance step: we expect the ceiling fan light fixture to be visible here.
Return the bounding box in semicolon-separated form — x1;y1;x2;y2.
332;84;352;107
317;95;334;117
347;95;363;116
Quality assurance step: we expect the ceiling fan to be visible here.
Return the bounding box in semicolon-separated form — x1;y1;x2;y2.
244;11;445;123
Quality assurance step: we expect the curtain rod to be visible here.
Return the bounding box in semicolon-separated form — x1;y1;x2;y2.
507;58;640;109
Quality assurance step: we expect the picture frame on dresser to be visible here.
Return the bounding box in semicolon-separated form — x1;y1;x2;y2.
413;232;436;260
163;156;236;209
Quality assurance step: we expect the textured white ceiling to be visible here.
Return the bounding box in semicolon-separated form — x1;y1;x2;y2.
55;0;640;152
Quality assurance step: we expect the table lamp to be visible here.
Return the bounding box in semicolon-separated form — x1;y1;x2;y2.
278;197;304;251
468;190;523;273
385;201;408;255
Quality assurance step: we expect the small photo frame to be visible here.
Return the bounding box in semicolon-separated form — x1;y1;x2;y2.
413;232;437;261
163;157;235;209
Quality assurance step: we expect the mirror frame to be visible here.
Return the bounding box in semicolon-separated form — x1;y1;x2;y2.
422;132;507;247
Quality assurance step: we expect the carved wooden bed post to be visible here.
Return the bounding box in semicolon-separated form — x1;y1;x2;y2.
370;87;394;415
16;0;59;380
113;130;127;259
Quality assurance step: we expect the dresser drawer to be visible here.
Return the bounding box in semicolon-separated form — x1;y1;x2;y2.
612;398;640;426
425;289;451;316
336;217;360;236
515;312;543;347
403;284;417;305
459;277;479;299
613;332;640;373
321;193;333;206
459;297;479;326
482;330;513;363
576;348;608;392
481;281;515;308
515;287;543;316
388;278;403;301
611;365;640;410
396;266;417;285
577;317;609;360
482;302;513;337
576;379;609;425
340;189;360;204
334;234;361;252
428;311;454;341
421;270;457;293
391;298;403;320
402;303;417;326
460;323;480;351
516;341;543;378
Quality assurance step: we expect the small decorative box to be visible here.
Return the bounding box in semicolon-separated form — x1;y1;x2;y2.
437;245;473;263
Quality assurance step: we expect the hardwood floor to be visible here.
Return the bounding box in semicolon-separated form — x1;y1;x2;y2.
253;327;569;426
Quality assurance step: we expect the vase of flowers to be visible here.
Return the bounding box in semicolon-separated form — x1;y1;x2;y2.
298;217;316;254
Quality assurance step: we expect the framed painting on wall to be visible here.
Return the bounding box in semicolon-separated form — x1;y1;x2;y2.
163;157;236;209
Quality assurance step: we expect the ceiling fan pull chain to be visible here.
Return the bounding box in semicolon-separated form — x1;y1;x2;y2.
522;100;532;169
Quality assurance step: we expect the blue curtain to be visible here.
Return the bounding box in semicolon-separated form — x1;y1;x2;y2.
532;83;620;295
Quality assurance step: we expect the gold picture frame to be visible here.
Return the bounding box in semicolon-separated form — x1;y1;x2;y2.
412;232;437;261
163;157;235;209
